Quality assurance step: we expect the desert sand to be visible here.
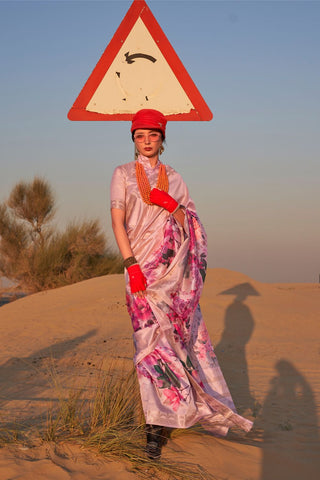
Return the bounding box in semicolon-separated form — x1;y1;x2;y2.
0;268;319;479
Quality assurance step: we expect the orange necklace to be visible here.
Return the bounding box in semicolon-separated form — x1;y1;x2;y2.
135;160;169;205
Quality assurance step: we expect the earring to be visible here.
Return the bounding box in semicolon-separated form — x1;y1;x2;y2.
159;145;164;155
134;147;139;159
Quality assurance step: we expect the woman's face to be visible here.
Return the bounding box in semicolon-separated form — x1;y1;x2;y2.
133;129;163;158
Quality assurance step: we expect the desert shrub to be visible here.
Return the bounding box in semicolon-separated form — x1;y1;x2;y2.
0;177;122;291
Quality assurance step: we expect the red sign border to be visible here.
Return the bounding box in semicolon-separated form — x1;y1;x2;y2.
68;0;213;121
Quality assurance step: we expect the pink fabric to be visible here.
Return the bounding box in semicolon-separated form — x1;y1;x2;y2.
110;155;253;434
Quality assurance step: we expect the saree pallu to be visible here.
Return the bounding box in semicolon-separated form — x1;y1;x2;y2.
126;210;253;436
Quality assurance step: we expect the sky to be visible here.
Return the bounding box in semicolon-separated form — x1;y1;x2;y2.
0;0;319;283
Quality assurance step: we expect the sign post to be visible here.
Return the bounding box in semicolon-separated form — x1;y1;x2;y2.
68;0;212;121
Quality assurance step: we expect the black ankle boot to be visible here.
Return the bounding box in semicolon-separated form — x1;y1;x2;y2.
145;424;163;460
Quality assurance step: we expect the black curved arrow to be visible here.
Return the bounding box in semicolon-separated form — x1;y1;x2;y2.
125;51;157;64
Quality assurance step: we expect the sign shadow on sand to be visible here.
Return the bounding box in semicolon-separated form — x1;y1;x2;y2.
214;282;259;416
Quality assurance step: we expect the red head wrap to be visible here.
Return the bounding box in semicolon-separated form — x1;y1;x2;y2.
131;109;167;139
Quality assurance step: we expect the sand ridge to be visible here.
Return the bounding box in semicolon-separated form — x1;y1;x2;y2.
0;268;319;479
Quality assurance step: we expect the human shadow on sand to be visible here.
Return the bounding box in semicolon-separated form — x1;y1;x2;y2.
0;329;97;422
259;359;320;480
214;282;258;415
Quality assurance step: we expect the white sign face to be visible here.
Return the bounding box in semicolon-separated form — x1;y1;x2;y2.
86;18;195;115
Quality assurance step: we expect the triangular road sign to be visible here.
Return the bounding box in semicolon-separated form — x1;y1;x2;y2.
68;0;212;121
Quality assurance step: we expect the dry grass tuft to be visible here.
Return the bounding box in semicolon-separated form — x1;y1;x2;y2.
0;360;212;479
42;361;213;479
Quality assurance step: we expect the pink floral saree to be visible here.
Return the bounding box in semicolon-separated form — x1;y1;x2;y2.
111;156;253;435
126;210;253;435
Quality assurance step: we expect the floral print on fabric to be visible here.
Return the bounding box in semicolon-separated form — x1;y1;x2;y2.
135;343;192;413
126;294;157;332
143;216;183;284
128;209;253;434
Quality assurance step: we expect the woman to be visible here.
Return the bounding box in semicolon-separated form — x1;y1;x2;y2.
110;109;252;459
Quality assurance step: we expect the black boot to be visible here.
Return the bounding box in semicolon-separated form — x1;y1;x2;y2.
145;424;163;460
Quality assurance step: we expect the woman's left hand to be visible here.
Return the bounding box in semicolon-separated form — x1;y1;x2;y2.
150;188;178;213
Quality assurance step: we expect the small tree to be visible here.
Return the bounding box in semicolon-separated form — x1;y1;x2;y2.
0;177;122;292
7;176;55;247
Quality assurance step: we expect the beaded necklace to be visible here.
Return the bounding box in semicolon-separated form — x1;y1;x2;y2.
135;160;168;205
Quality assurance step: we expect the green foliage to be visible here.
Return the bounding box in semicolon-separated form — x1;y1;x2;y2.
0;177;122;291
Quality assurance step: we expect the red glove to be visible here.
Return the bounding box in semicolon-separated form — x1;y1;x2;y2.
127;264;147;294
150;188;179;213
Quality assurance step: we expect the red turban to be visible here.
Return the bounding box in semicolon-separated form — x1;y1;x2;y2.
131;109;167;138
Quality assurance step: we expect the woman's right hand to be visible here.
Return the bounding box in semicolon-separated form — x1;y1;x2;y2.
127;263;147;295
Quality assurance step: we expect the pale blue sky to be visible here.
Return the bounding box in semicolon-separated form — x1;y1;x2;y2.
1;0;319;282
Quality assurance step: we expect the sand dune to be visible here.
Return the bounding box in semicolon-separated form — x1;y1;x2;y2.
0;269;319;479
